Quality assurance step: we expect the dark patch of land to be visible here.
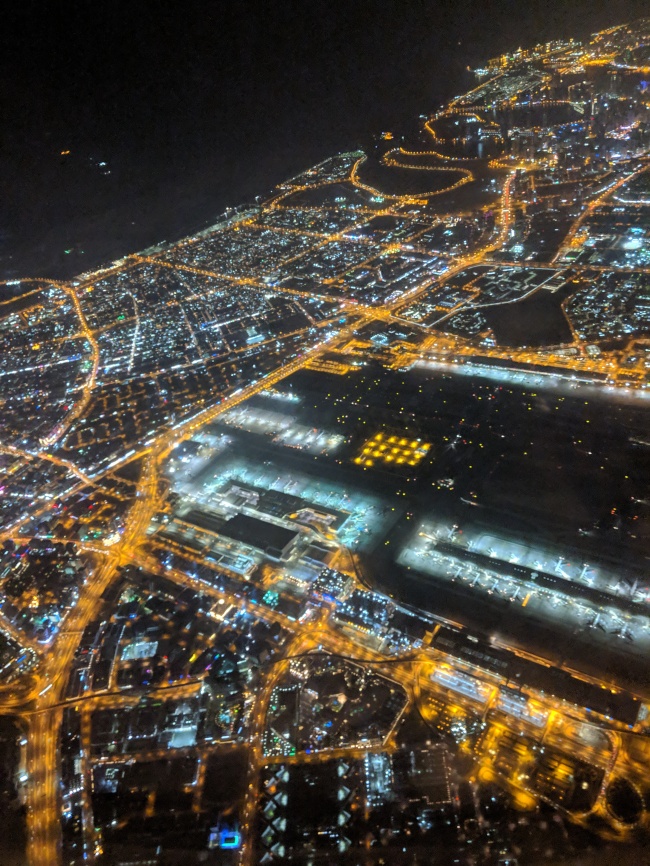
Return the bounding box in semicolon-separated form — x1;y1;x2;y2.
482;283;575;347
358;155;470;197
0;717;26;866
0;288;49;321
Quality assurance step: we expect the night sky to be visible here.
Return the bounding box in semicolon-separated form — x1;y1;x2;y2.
1;0;648;280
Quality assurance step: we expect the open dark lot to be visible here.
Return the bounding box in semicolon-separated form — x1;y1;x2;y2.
276;363;650;564
482;284;575;347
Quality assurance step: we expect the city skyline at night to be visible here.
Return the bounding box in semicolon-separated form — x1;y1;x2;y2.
0;12;650;866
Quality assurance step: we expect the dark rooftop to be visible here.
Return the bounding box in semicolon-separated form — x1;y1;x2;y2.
218;513;300;559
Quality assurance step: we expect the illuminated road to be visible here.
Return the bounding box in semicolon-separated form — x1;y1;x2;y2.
25;553;120;866
40;279;101;449
24;454;162;866
0;443;93;487
552;160;650;264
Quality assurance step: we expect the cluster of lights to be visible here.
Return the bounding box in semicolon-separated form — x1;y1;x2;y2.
354;432;431;468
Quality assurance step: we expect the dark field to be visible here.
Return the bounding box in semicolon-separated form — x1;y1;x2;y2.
482;284;575;347
0;717;26;866
502;101;583;128
264;362;650;691
274;363;650;566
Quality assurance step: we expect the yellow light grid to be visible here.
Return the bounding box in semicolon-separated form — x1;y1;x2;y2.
354;431;431;469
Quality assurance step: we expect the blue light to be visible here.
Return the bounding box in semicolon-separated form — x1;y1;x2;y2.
219;829;242;849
